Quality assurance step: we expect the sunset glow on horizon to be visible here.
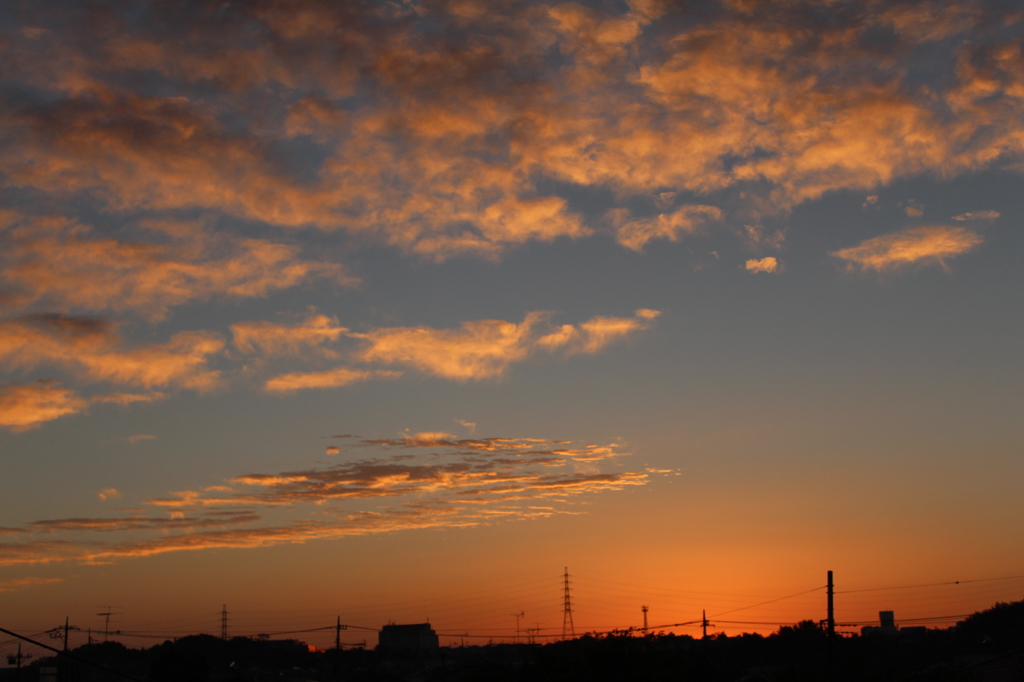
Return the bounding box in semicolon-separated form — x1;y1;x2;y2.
2;0;1024;655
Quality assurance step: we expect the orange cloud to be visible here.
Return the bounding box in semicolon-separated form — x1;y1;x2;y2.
952;210;1000;221
1;217;353;320
0;576;63;593
832;225;983;272
0;431;661;566
232;314;348;356
356;310;660;381
97;392;164;406
576;309;661;354
0;381;88;431
4;89;343;229
745;257;781;274
0;315;223;391
97;488;120;501
125;434;157;445
80;331;224;391
263;367;395;393
4;1;1023;259
355;313;545;381
614;205;724;251
0;378;166;431
0;308;655;418
27;511;260;534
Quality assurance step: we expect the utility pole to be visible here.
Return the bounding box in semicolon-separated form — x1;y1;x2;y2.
7;643;32;671
641;605;649;633
46;617;79;652
562;567;575;639
221;604;229;640
513;611;524;643
702;609;712;639
826;570;835;637
334;616;346;679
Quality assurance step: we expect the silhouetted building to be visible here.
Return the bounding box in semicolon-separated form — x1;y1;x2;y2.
377;623;439;653
862;610;899;636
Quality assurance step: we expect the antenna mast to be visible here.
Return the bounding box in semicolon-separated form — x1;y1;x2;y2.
513;611;524;643
96;607;120;642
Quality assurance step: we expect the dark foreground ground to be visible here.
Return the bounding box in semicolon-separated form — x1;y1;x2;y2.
3;600;1023;682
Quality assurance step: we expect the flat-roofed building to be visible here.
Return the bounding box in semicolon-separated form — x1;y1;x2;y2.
378;623;440;653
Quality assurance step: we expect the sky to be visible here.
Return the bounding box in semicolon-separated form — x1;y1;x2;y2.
2;0;1024;653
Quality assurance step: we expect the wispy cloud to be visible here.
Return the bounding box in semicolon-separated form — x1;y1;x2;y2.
0;432;659;566
952;210;1000;221
27;511;260;534
263;367;396;393
0;576;63;593
97;488;120;501
832;225;983;272
904;201;924;217
125;434;157;445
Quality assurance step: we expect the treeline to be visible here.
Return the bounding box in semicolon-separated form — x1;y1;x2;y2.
4;600;1024;681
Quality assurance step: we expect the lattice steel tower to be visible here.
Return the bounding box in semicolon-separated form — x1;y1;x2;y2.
562;567;575;639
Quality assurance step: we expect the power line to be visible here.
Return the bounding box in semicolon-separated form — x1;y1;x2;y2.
709;586;825;619
836;574;1024;594
0;625;144;682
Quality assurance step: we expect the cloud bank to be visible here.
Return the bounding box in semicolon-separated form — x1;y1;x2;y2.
0;432;659;566
0;309;658;428
2;0;1021;257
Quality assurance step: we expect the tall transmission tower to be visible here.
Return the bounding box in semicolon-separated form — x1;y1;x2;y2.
221;604;229;640
562;567;575;639
641;605;649;633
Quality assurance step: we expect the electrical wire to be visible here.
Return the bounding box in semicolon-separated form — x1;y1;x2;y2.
836;574;1024;594
709;586;825;619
